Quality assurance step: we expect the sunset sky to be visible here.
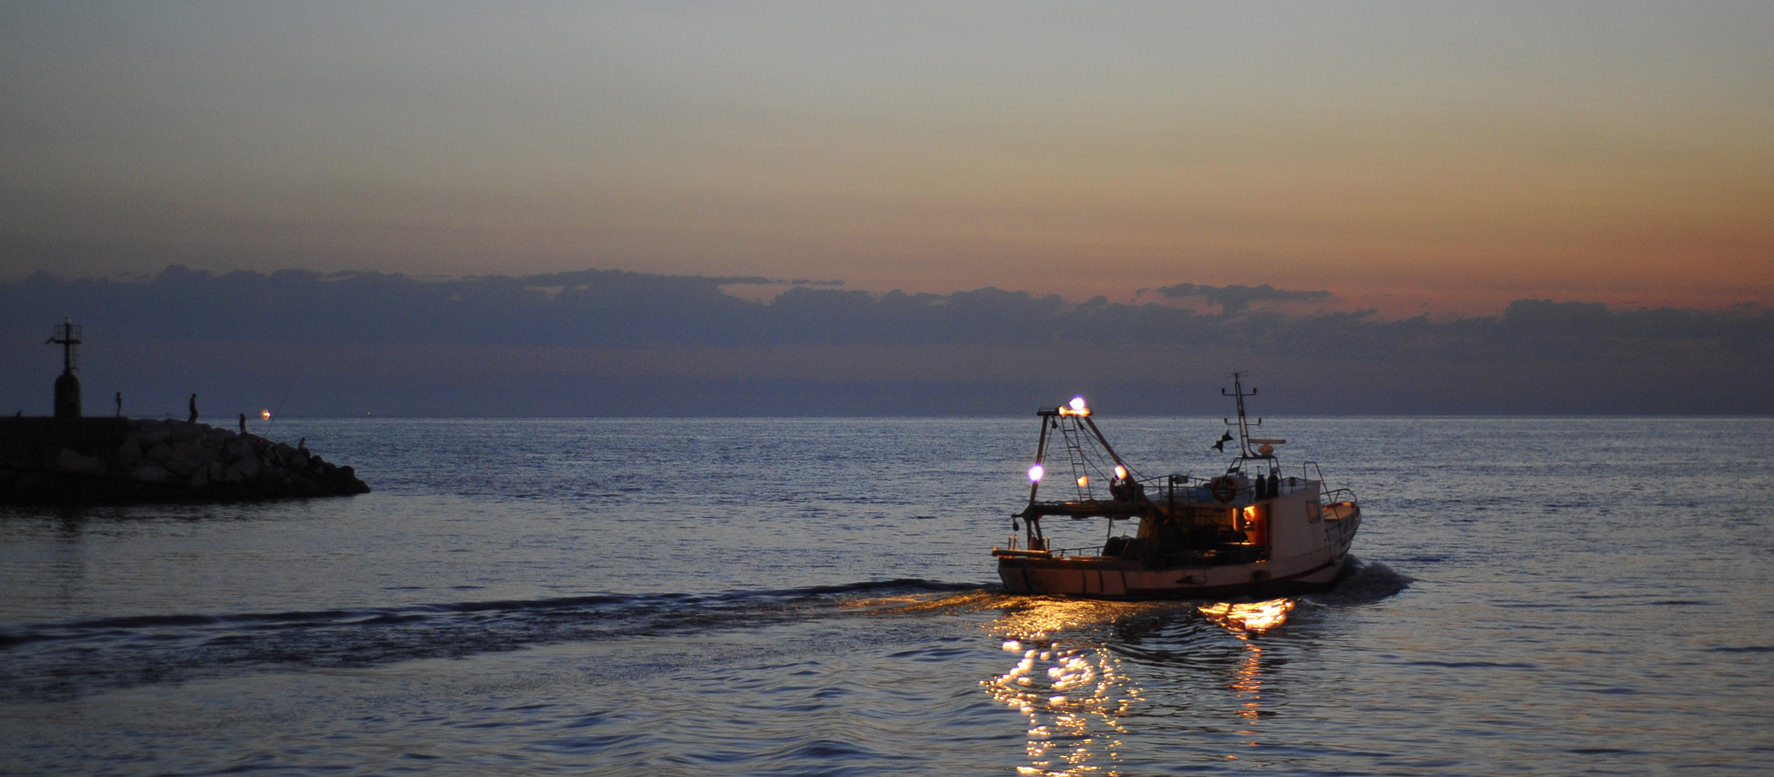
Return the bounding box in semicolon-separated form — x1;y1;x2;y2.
5;1;1771;318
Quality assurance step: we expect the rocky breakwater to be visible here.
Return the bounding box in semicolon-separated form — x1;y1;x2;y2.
1;417;369;504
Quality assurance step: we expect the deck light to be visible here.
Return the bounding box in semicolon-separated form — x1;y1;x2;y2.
1113;465;1128;480
1058;396;1091;417
1028;464;1045;483
1077;475;1089;488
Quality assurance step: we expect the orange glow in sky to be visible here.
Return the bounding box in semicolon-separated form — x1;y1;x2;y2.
2;3;1769;318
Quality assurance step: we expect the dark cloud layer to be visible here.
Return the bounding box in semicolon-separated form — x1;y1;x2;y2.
4;267;1769;416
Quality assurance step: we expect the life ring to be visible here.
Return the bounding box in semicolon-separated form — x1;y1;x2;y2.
1210;476;1238;503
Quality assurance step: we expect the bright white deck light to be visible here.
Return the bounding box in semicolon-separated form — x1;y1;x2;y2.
1028;464;1045;483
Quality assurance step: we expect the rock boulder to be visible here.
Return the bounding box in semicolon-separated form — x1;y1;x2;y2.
1;417;370;504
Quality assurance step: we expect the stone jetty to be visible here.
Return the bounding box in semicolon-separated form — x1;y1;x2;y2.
1;417;369;504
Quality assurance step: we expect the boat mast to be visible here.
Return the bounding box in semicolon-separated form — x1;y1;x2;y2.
1222;372;1260;458
1029;409;1054;505
1040;398;1132;495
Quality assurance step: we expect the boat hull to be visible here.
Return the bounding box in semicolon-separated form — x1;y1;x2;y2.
994;550;1349;600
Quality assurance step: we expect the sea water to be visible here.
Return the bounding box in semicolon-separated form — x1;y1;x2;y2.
2;416;1770;775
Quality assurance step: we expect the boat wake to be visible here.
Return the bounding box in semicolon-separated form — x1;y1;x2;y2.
0;579;989;703
1304;557;1413;607
2;565;1412;703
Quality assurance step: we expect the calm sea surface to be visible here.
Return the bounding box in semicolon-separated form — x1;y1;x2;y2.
3;416;1771;776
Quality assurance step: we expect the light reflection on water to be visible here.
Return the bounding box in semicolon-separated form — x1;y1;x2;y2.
980;596;1300;775
1198;598;1295;738
985;638;1137;776
1198;597;1297;634
983;598;1147;776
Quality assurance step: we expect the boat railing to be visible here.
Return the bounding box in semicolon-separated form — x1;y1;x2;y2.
1036;542;1267;564
1000;534;1094;558
1301;460;1329;485
1148;472;1320;504
1303;460;1358;506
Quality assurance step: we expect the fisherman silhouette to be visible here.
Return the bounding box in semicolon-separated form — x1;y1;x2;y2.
188;394;198;423
115;391;122;418
238;412;246;434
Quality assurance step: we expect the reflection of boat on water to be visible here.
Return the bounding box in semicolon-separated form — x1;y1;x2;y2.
994;374;1361;600
983;598;1149;776
986;636;1138;775
1198;598;1296;633
981;595;1293;775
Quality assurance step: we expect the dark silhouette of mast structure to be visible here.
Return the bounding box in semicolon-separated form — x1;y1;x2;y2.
46;318;83;419
1221;372;1263;459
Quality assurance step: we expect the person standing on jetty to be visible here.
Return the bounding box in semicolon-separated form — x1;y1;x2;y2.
188;394;198;423
238;413;246;434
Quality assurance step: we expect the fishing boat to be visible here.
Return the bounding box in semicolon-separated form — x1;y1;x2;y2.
993;375;1361;599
